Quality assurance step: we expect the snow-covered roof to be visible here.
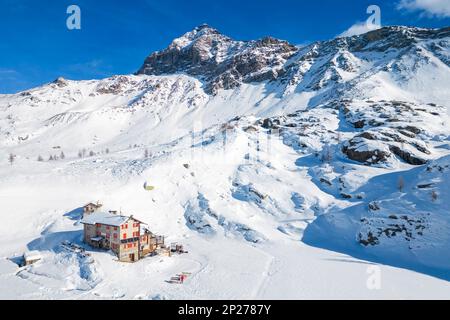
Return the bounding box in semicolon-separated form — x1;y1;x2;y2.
81;211;131;227
84;202;102;208
140;225;153;235
24;250;42;261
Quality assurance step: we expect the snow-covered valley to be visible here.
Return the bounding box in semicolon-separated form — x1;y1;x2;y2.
1;25;450;299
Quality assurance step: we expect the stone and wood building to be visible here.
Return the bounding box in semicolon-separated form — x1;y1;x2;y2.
81;211;164;262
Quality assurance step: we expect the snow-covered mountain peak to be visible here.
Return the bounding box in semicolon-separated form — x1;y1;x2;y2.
169;24;229;50
136;25;298;94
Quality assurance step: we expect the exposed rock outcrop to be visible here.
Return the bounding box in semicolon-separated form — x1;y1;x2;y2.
136;24;297;94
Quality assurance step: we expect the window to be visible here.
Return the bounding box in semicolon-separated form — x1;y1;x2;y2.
114;227;117;231
106;226;110;230
113;233;118;239
123;233;127;239
127;243;133;249
123;224;128;229
106;234;110;239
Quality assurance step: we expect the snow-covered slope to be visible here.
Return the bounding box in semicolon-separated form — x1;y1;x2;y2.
1;25;450;299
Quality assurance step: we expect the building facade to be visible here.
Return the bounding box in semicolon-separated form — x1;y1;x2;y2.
81;212;159;262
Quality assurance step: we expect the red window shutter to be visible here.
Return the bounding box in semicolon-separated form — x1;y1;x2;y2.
123;233;126;239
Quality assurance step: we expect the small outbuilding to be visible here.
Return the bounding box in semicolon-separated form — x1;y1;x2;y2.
23;251;42;266
83;202;103;216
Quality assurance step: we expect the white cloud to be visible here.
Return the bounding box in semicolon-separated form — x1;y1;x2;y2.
398;0;450;18
338;22;381;38
0;68;19;76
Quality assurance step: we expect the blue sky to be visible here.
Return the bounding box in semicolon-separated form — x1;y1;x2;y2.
1;0;449;93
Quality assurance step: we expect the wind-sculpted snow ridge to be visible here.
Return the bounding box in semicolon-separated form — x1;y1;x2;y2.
185;192;265;243
1;25;450;299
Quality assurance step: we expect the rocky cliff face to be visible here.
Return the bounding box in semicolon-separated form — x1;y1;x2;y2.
137;25;450;96
136;24;298;94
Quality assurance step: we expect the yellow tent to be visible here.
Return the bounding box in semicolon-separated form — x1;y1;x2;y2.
143;182;155;191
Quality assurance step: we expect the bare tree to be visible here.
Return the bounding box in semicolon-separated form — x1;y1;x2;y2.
37;155;43;162
8;153;15;165
105;148;110;154
144;149;149;158
431;191;438;202
82;148;86;157
60;151;65;160
398;176;405;192
49;155;54;161
78;150;83;158
89;150;95;157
